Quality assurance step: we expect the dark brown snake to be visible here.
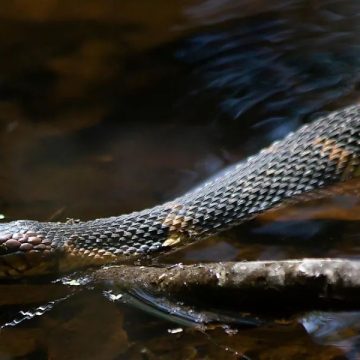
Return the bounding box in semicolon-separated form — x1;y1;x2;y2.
1;105;360;278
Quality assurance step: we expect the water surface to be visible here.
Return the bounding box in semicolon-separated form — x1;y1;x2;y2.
1;0;360;358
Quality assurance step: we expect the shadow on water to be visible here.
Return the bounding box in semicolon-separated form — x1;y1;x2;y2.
1;0;360;358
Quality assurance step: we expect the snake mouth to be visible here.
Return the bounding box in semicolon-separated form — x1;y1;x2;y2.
0;249;61;279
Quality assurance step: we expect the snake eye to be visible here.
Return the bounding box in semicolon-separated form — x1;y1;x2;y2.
0;244;7;255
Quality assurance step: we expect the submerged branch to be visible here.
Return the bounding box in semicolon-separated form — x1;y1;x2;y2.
93;259;360;310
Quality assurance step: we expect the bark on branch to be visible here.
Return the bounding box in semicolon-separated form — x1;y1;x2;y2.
93;259;360;310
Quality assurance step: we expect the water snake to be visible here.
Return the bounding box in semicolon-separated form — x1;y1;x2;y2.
1;105;360;278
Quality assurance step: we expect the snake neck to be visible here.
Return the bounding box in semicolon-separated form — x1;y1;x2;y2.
1;105;360;278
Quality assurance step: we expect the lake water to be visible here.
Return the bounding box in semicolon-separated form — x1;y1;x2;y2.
1;0;360;358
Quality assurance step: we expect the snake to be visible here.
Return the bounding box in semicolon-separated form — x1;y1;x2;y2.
1;105;360;278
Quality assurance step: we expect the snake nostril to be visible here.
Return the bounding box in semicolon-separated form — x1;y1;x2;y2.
0;237;22;254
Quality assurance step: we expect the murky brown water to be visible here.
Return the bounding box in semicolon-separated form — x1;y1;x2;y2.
1;0;360;358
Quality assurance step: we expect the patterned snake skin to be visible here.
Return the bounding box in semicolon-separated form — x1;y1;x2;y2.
1;105;360;278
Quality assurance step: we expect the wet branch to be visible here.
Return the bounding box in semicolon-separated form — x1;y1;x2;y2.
93;259;360;310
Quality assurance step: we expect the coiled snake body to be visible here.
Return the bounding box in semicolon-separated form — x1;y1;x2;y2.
1;105;360;278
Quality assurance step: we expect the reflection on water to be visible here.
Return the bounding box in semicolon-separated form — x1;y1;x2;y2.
1;296;70;330
178;1;360;149
302;311;360;359
184;0;301;26
1;0;360;358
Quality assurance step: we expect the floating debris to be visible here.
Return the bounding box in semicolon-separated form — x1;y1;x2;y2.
168;327;183;334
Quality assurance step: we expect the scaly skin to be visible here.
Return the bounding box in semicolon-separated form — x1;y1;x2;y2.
1;105;360;278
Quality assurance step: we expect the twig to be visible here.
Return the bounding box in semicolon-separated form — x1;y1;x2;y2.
92;259;360;310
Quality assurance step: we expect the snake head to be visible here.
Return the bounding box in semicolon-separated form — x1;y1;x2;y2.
0;220;62;278
0;219;128;279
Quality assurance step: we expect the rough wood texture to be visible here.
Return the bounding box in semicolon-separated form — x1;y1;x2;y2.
93;259;360;310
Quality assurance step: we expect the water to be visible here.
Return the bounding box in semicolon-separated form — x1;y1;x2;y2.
0;0;360;358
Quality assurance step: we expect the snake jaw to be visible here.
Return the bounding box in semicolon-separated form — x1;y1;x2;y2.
0;250;62;278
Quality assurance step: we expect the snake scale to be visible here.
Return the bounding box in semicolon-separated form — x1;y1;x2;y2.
1;105;360;278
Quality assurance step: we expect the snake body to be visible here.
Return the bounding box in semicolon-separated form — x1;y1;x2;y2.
1;105;360;278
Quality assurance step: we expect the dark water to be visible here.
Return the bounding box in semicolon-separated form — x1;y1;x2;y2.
1;0;360;358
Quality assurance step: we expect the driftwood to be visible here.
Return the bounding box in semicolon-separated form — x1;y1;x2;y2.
93;259;360;311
